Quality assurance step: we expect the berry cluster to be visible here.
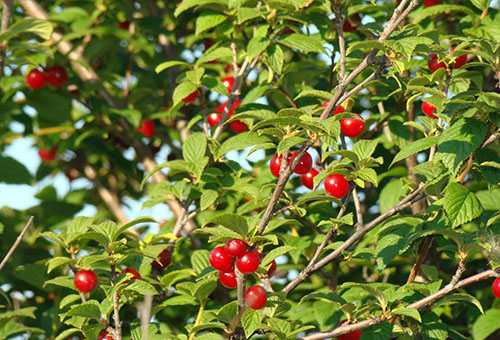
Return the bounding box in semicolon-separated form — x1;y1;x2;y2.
209;239;275;310
26;65;68;90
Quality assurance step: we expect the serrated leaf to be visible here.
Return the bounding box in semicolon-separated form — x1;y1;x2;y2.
197;47;233;65
355;168;378;187
393;307;421;322
155;61;190;73
67;300;101;320
46;257;74;274
267;44;284;75
390;136;440;167
472;309;500;340
277;34;325;53
183;132;206;164
161;269;196;288
277;136;308;155
0;18;52;43
241;309;265;338
262;245;296;267
195;11;226;36
174;0;225;17
204;213;248;236
248;36;270;61
216;132;272;159
54;328;80;340
173;81;198;106
124;280;158;295
200;189;218;211
444;183;483;228
191;250;210;275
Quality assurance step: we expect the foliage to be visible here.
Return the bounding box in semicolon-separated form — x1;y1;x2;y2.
0;0;499;340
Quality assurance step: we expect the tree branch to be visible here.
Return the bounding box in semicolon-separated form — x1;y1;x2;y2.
0;0;14;78
0;216;34;272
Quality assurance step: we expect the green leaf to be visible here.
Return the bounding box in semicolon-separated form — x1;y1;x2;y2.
435;118;487;175
390;136;440;167
191;250;210;275
0;156;32;185
216;132;272;159
173;81;198;106
435;293;483;314
346;40;385;56
340;282;387;311
67;216;93;243
67;300;101;320
262;245;297;267
124;280;158;296
0;307;37;320
194;279;217;300
354;168;378;187
267;44;284;75
204;213;248;236
0;18;53;43
392;307;421;322
54;328;80;340
114;216;156;240
161;269;196;288
472;309;500;340
359;322;392;340
295;89;332;101
46;257;74;274
421;312;448;340
195;11;226;36
183;132;206;164
352;139;378;161
444;183;483;228
174;0;226;17
197;47;233;65
248;36;271;61
277;136;308;155
155;61;190;73
200;189;218;211
278;34;326;53
196;226;243;243
110;108;142;128
217;301;238;323
241;309;265;338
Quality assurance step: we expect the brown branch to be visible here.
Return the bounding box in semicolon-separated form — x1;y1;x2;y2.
406;236;434;284
0;0;14;78
278;84;298;108
457;156;474;183
331;0;346;83
351;187;363;230
0;216;34;272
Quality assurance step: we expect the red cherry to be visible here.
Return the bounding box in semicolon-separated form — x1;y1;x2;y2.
229;120;248;133
117;20;130;30
301;168;319;189
423;0;439;7
214;99;241;116
337;320;362;340
219;270;238;288
207;113;222;127
136;120;155;138
268;260;277;278
39;146;57;162
451;47;467;69
46;65;68;87
422;101;438;119
209;246;234;272
74;270;98;293
270;153;287;178
97;331;113;340
245;285;267;309
26;69;47;89
492;277;500;299
428;54;447;72
47;293;55;300
225;239;247;258
340;114;365;138
222;76;235;94
122;267;141;283
291;151;313;175
324;174;349;199
236;249;260;274
152;249;172;270
182;90;198;103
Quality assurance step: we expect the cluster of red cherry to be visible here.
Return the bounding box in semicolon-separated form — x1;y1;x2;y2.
25;65;68;90
209;239;276;310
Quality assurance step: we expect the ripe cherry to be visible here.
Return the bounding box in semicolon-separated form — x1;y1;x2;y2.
225;239;247;258
268;260;277;278
452;47;467;69
270;153;285;178
291;151;313;175
122;267;141;283
222;76;235;94
219;270;238;288
207;112;222;127
337;320;362;340
46;65;68;87
136;120;155;138
26;69;47;89
428;53;447;72
39;146;57;162
423;0;439;7
117;20;130;30
301;168;319;190
229;120;248;133
245;285;267;309
340;114;365;138
321;102;345;115
324;174;349;199
74;269;98;293
152;249;172;270
182;90;198;103
492;277;500;299
209;246;234;272
236;249;260;274
97;330;113;340
422;101;438;119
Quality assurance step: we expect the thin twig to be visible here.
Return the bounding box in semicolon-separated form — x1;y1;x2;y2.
406;236;434;284
0;216;34;272
351;187;363;230
331;0;346;83
0;0;14;78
